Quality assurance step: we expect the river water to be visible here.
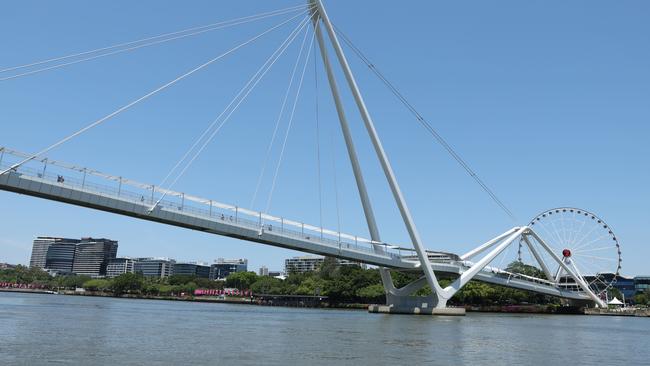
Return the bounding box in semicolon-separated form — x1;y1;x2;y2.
0;292;648;365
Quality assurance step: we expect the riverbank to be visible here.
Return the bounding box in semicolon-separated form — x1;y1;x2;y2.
585;307;650;317
0;288;591;314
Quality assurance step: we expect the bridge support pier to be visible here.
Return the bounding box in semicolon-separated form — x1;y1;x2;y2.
369;296;464;316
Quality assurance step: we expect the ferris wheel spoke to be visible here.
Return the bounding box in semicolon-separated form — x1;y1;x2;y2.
574;245;617;254
575;254;618;262
536;220;564;249
548;217;566;247
573;233;610;252
571;222;601;251
574;258;604;279
567;211;580;245
560;212;574;247
570;214;589;250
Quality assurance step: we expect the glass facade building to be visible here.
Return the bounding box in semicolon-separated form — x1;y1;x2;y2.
174;263;210;279
30;237;79;270
45;242;78;274
72;238;118;277
635;276;650;294
612;275;636;300
134;258;175;278
210;258;248;280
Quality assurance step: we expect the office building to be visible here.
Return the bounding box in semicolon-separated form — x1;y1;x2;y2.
210;258;247;280
174;262;210;279
635;276;650;294
285;256;324;273
269;271;284;279
284;256;361;274
72;238;118;277
106;257;136;278
30;237;79;269
134;258;175;278
612;275;636;300
258;266;269;276
45;242;78;274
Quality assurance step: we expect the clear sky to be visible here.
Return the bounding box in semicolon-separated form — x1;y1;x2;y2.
1;1;648;276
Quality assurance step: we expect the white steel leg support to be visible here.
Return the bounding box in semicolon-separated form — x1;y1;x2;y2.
521;234;555;282
443;227;527;299
309;3;395;292
527;229;606;308
460;227;519;261
312;0;446;308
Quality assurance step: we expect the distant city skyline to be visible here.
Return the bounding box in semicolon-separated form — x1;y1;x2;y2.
1;1;649;275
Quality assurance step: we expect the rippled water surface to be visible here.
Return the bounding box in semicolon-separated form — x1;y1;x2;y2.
1;292;648;365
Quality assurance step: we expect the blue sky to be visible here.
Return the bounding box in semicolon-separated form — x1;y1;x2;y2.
1;1;648;276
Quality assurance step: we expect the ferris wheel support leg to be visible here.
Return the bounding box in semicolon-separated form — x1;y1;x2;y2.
521;234;555;282
527;229;607;308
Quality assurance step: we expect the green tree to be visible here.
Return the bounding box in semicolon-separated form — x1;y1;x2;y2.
608;287;623;301
59;275;91;289
111;273;144;295
82;279;111;291
356;284;385;302
634;291;650;306
295;276;327;296
0;265;51;284
250;276;285;294
318;257;339;280
168;274;196;286
195;277;223;290
506;261;546;279
225;272;258;289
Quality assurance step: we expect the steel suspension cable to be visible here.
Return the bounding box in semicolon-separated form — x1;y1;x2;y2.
0;5;308;73
0;6;311;82
0;12;306;177
154;15;313;192
263;31;316;217
249;23;313;210
150;15;315;209
333;26;517;222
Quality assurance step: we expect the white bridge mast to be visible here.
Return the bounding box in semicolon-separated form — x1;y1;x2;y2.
310;0;450;309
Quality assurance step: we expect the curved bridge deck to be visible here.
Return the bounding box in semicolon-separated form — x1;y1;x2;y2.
0;148;592;302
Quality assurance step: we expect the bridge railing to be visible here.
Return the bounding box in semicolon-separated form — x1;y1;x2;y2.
0;147;405;261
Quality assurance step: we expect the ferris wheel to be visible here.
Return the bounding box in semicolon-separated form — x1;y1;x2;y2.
517;207;622;297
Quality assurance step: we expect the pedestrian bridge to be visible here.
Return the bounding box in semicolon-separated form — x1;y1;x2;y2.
0;147;594;303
